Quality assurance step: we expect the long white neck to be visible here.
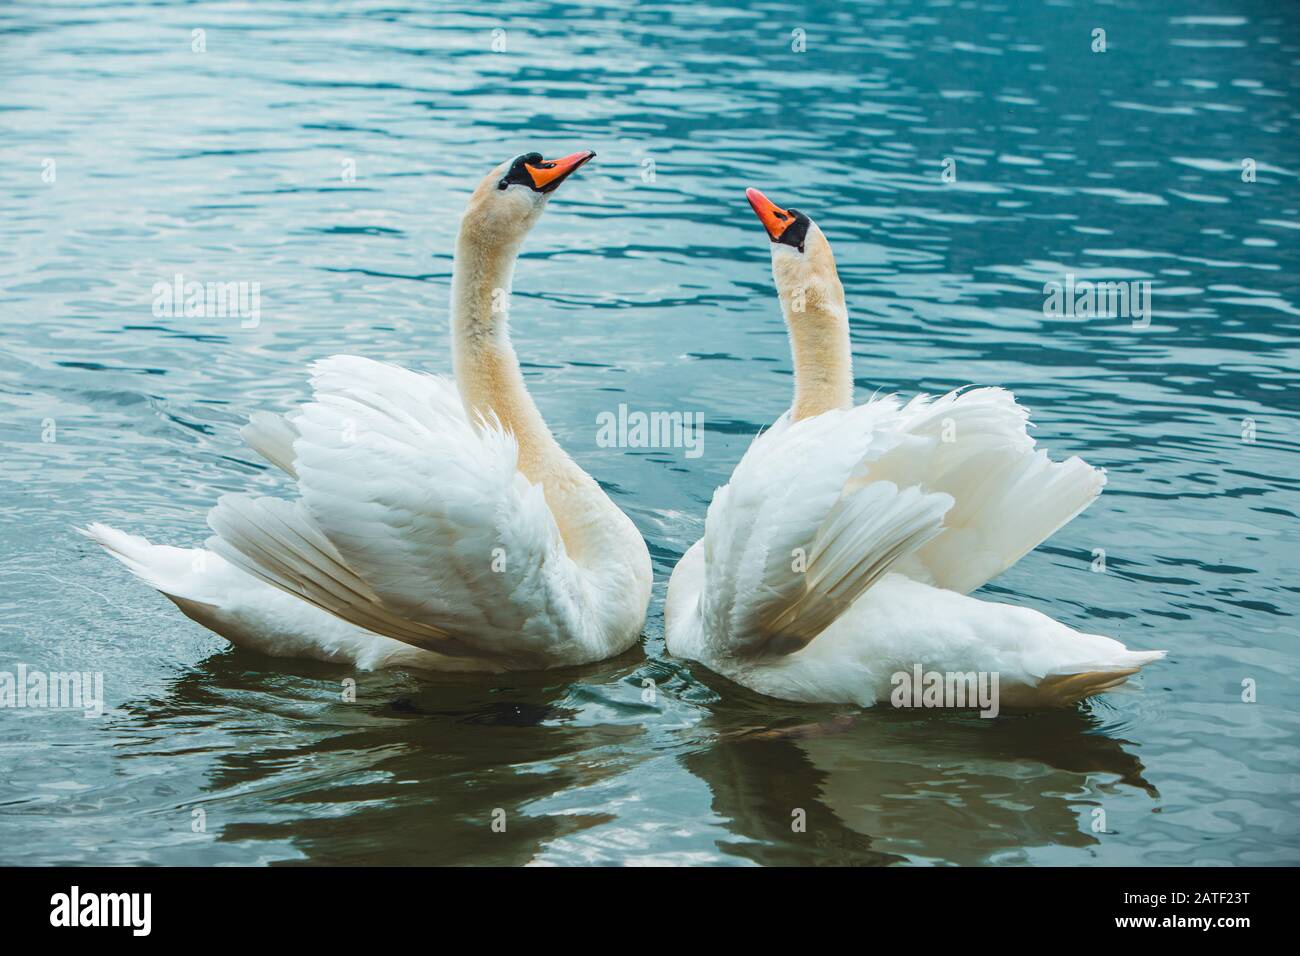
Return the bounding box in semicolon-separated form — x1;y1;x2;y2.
449;215;631;566
450;223;556;479
779;277;853;421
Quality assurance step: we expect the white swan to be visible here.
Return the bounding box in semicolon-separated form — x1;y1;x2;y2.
664;188;1164;709
84;151;652;672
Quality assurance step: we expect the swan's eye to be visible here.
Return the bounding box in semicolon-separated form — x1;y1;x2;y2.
499;153;546;191
778;208;811;253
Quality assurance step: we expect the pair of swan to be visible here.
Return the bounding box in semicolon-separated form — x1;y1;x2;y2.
84;151;1163;708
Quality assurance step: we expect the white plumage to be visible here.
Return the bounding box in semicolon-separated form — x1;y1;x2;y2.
667;387;1163;707
205;356;617;668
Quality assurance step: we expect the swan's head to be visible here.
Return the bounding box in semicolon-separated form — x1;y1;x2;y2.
745;187;843;319
462;150;596;247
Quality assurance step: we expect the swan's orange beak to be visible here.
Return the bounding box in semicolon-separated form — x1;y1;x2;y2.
525;150;596;193
746;187;796;242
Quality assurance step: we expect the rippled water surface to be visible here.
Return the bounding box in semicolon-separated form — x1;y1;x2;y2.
1;0;1298;865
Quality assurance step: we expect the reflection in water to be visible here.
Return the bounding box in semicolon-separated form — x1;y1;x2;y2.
69;649;1161;866
119;649;657;865
682;678;1156;866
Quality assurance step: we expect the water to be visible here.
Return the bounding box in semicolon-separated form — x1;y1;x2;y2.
1;0;1297;866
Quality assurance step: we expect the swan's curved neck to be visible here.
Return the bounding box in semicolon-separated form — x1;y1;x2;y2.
781;277;854;421
450;225;555;477
450;217;629;564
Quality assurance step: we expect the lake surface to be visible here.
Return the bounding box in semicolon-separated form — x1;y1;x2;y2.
1;0;1297;865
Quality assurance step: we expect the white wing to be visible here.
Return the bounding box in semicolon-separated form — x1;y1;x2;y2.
697;387;1104;658
867;387;1106;594
699;402;954;658
206;355;599;669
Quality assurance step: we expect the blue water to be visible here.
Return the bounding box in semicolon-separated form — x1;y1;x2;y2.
1;0;1297;865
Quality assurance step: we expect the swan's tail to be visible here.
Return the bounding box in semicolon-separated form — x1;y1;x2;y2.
79;522;459;670
1012;649;1166;707
1045;664;1153;702
78;522;216;607
856;576;1166;710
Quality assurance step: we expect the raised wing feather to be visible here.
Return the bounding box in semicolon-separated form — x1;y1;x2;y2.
241;410;301;478
870;387;1106;593
207;355;595;668
700;402;952;657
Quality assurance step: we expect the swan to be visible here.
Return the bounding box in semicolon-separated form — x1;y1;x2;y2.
664;187;1164;709
83;150;652;672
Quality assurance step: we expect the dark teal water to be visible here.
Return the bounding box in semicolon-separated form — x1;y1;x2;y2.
1;1;1297;865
